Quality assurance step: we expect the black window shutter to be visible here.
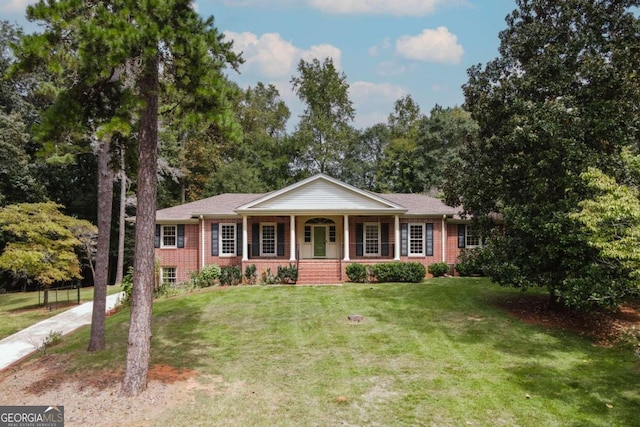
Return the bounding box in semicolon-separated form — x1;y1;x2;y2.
155;225;161;248
236;223;243;256
426;223;434;256
211;223;219;256
400;223;408;256
277;223;285;257
381;222;389;256
177;224;185;248
458;224;466;248
252;223;260;257
355;223;364;256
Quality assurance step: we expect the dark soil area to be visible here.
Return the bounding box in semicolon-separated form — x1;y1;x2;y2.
496;293;640;346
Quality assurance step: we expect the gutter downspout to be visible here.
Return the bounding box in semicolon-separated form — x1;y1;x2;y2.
442;215;446;264
200;215;205;271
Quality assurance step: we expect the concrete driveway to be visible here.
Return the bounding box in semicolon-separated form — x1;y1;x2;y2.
0;291;124;371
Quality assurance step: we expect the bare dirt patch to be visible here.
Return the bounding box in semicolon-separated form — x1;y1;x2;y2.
0;355;218;427
495;294;640;346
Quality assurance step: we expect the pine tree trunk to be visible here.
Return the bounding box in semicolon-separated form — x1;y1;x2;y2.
88;138;114;352
114;143;127;286
121;53;159;397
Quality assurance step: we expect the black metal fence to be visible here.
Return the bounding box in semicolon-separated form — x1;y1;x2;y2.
39;284;81;310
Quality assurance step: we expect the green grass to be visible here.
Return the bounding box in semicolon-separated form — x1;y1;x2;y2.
0;286;122;340
54;278;640;426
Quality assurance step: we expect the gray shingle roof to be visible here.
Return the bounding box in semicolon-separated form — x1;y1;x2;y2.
155;191;459;221
377;193;459;216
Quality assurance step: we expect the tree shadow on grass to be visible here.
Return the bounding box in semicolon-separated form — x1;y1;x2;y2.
356;280;640;425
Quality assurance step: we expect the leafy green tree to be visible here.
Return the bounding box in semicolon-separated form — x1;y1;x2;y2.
377;95;423;192
445;0;640;310
233;82;295;190
17;0;241;395
417;105;478;193
341;123;390;191
0;202;94;286
0;112;43;205
569;162;640;308
291;57;355;178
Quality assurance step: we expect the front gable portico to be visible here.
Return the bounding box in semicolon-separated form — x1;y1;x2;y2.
235;174;407;263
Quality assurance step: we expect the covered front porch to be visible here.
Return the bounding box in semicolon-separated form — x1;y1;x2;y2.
239;214;400;262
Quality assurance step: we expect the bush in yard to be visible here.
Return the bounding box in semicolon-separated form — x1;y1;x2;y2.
277;264;298;284
428;262;450;277
220;266;242;286
244;264;257;285
455;249;485;277
371;262;425;283
345;263;368;283
190;264;221;288
120;266;134;306
260;268;278;285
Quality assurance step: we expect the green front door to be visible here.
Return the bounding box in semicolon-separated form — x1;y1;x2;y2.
313;226;327;257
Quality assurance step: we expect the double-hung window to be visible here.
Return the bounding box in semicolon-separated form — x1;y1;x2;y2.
261;223;276;256
466;227;481;248
161;267;177;285
220;223;236;256
161;225;177;248
364;223;380;256
408;224;425;256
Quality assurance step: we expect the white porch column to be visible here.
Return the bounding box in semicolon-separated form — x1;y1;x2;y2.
290;215;296;261
442;215;447;263
242;215;249;261
343;214;350;261
394;215;401;260
200;215;205;270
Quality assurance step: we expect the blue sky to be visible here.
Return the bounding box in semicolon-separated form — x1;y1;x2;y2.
1;0;518;130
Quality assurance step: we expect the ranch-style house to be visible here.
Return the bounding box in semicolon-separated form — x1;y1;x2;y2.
154;173;478;284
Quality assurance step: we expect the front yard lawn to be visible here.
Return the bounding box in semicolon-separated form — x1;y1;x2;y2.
27;278;640;425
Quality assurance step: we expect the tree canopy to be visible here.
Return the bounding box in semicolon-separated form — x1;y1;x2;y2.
0;202;95;286
445;0;640;310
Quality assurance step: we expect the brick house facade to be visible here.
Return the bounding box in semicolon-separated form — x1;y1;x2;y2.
155;174;476;285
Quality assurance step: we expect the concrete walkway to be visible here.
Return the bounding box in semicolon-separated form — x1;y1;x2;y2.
0;292;124;371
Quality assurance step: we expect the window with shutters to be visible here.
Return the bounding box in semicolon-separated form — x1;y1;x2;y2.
261;223;276;256
161;225;177;248
466;226;482;248
220;223;236;256
364;223;380;256
408;224;424;256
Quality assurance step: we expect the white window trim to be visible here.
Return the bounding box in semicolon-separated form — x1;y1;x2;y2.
465;226;482;249
364;222;381;257
219;223;237;257
161;266;177;285
260;223;277;257
161;225;177;248
408;223;425;257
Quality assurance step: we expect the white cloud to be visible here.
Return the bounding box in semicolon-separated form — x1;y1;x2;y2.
225;31;298;78
368;37;390;57
375;60;412;76
350;81;407;128
300;44;342;69
396;27;463;64
0;0;33;13
214;0;450;16
225;31;341;79
308;0;445;16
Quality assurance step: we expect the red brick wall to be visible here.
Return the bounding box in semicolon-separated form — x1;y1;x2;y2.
155;216;468;284
155;223;200;283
